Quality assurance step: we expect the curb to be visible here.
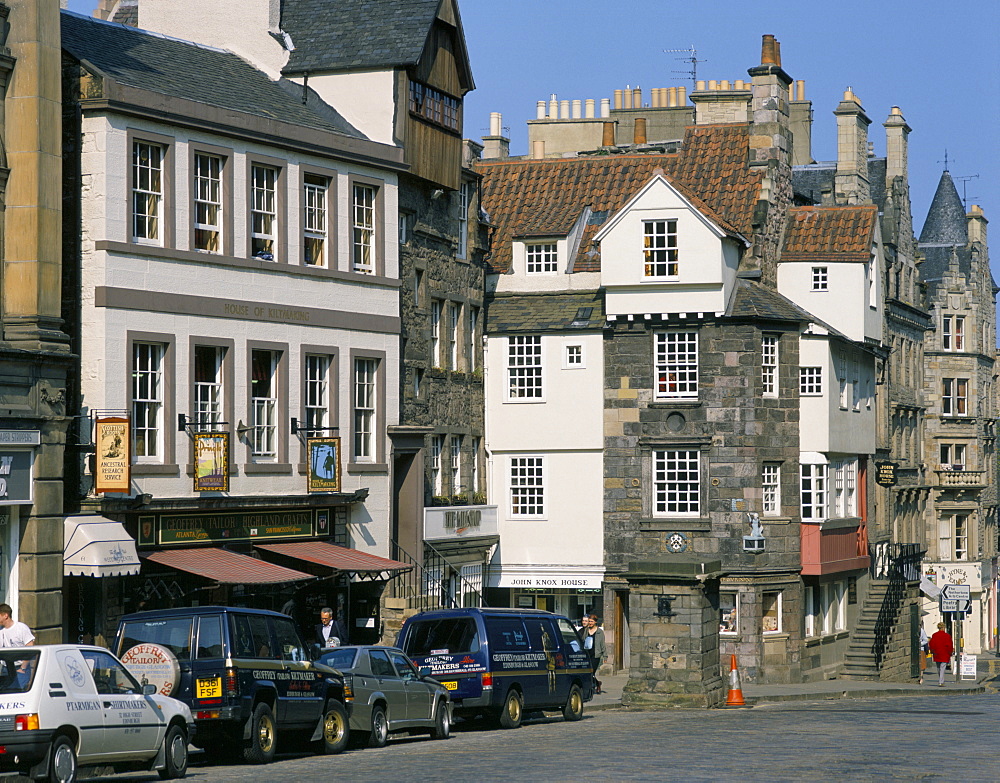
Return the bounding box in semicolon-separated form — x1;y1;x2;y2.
745;684;987;705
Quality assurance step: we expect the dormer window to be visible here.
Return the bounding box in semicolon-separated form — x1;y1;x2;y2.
643;219;678;278
526;243;557;274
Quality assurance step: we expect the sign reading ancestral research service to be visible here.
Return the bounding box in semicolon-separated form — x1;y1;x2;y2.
94;417;131;493
193;432;229;492
874;462;898;487
307;437;341;493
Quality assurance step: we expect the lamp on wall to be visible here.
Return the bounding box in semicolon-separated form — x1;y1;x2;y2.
235;420;252;437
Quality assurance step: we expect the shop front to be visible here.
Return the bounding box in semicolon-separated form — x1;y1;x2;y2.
419;505;499;608
487;564;604;622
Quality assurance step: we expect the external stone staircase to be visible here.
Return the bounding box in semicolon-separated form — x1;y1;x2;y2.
842;580;891;680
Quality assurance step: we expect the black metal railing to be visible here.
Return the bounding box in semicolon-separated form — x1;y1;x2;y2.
388;540;487;610
869;542;924;668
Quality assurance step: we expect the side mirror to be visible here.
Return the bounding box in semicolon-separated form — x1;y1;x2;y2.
142;684;157;696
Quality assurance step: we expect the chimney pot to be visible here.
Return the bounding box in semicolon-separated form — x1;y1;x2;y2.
602;121;616;147
634;117;647;144
600;98;611;118
614;89;623;110
761;34;778;65
585;98;595;118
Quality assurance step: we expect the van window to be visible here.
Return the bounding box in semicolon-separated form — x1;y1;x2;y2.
196;615;224;659
120;617;193;659
231;614;275;659
272;617;308;662
555;618;583;652
402;618;480;656
486;617;530;651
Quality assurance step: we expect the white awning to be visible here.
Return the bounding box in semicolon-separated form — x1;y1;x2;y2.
64;515;141;577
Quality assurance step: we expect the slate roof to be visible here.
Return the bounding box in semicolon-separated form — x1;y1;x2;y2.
61;11;365;138
109;0;138;27
792;163;833;206
281;0;440;73
486;290;604;334
781;205;878;262
918;170;968;246
728;277;815;324
476;124;763;275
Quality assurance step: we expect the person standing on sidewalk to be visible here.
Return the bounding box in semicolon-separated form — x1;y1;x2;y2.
928;622;954;686
582;614;606;694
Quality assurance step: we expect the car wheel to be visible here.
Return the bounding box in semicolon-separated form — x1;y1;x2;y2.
429;702;450;740
316;700;350;755
48;735;77;783
497;689;522;729
157;724;189;779
367;705;389;748
562;684;584;721
242;702;277;764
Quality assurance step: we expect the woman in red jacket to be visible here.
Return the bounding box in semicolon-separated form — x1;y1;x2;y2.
928;622;954;686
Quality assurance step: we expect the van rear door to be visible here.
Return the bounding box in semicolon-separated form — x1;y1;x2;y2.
399;616;485;701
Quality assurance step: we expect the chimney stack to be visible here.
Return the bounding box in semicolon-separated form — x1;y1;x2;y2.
967;205;988;246
834;87;872;204
634;117;647;145
481;112;510;160
747;33;793;167
883;105;911;186
602;121;616;147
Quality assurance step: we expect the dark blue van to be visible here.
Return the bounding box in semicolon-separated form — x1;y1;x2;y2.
397;607;593;728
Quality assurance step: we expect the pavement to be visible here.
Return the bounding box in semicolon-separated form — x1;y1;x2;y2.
586;653;1000;709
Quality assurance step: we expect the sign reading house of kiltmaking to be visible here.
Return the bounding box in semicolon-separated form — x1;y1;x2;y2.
423;505;499;541
94;417;131;494
306;437;341;493
143;510;315;546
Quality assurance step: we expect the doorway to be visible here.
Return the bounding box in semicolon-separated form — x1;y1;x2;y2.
614;590;630;672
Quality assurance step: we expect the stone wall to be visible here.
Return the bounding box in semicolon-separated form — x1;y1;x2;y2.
879;586;921;682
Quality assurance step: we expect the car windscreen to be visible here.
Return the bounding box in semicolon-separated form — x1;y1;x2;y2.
119;617;194;659
318;648;358;671
0;651;40;693
401;617;480;657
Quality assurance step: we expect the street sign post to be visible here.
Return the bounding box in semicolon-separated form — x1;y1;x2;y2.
941;584;971;601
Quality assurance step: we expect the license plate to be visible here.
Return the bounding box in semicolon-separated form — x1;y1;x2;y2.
442;681;458;691
196;677;222;699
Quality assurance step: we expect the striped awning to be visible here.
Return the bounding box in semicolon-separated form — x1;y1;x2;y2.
143;547;314;584
254;542;412;576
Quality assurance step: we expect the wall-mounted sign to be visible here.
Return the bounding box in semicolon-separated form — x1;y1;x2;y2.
424;505;499;541
152;509;314;546
94;417;131;494
0;451;33;505
307;437;341;493
0;431;39;446
193;432;229;492
875;462;898;486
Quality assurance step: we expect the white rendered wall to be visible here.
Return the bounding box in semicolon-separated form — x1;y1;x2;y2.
490;238;602;294
293;71;399;147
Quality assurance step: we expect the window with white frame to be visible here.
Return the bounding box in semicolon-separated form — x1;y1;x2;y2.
940;443;967;471
762;591;782;634
719;592;738;635
653;450;700;516
507;335;543;400
430;300;442;368
943;315;965;351
250;164;277;260
471;436;481;495
413;368;423;398
132;342;164;460
468;306;480;372
352;183;376;273
811;267;828;291
867;254;876;307
655;331;698;399
193;345;223;430
510;456;544;517
304;354;330;432
762;335;778;396
837;354;848;409
943;378;968;416
193;153;222;253
457;183;470;259
303;174;328;266
831;458;857;518
643;219;678;278
800;367;822;395
430;435;444;495
450;435;462;495
132;141;163;244
564;344;584;368
762;462;780;515
526;243;557;274
850;355;860;411
952;513;969;561
800;463;828;521
449;302;460;370
399;212;411;245
353;358;378;461
804;584;816;637
250;350;278;458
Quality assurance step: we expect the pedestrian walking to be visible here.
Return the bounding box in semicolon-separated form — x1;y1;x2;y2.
581;613;606;694
918;625;929;684
928;621;954;686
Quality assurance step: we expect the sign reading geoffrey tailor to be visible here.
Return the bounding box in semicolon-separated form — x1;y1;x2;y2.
140;510;315;546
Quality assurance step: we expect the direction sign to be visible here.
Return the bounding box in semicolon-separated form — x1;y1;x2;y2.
940;597;972;613
941;584;971;601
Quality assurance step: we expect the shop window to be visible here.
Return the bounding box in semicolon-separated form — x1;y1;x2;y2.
762;591;782;634
719;592;739;635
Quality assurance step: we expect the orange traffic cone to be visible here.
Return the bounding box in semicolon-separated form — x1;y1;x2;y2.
724;654;750;707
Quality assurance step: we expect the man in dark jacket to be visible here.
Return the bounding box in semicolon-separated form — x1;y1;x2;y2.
314;607;349;649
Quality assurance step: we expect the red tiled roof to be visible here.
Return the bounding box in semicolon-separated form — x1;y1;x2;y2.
476;123;764;274
255;542;412;575
782;205;879;262
143;547;313;584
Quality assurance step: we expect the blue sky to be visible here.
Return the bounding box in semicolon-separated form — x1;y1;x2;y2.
66;0;997;268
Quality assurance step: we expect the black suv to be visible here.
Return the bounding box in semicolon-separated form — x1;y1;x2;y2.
114;606;348;763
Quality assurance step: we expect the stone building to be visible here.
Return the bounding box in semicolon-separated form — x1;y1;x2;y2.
918;171;997;654
0;0;71;642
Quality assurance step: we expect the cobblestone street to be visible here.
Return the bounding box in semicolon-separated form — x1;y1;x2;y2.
89;693;1000;783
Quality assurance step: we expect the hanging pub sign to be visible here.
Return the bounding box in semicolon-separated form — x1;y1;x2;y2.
307;437;341;492
193;432;229;492
94;417;131;494
874;461;898;487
